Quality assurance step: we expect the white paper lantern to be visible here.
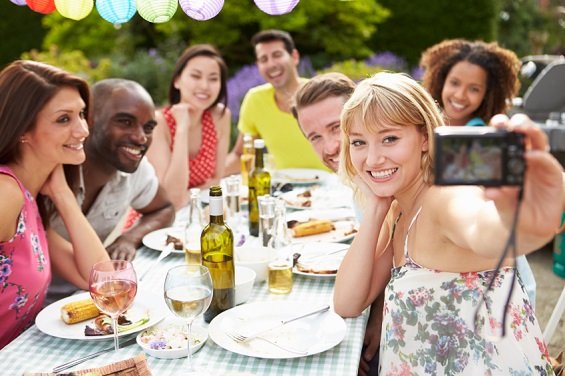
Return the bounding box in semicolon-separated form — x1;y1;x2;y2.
254;0;299;15
179;0;223;21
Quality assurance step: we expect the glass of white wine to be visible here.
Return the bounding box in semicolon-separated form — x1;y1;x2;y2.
89;260;137;359
164;265;213;375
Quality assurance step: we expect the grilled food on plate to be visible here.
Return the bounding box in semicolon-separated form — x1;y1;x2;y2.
291;219;335;237
60;298;100;324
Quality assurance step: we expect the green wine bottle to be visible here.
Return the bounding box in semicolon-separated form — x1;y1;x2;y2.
201;186;235;323
248;139;271;237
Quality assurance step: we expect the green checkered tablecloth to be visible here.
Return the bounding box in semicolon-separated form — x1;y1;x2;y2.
0;246;369;376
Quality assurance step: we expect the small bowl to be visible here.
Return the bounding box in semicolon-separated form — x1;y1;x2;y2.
235;246;277;283
235;265;256;305
136;317;208;359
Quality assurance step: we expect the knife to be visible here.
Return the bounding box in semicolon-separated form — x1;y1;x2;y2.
52;336;138;373
240;304;330;342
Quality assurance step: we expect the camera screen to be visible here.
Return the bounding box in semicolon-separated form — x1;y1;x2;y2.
439;138;502;182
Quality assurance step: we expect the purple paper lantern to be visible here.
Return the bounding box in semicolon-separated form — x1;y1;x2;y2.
254;0;299;15
179;0;223;21
96;0;137;24
10;0;28;6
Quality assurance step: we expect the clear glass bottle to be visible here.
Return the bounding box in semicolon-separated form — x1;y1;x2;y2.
184;188;205;265
201;186;235;323
240;133;255;186
268;199;290;251
268;199;293;294
248;139;271;237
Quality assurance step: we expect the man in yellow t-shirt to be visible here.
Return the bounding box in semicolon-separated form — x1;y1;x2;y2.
224;29;329;175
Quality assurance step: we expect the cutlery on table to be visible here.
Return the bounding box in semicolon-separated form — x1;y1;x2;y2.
225;330;308;355
226;304;330;344
139;242;174;281
52;336;138;373
298;246;349;264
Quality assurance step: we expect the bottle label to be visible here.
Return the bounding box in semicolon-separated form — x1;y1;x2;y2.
209;196;223;216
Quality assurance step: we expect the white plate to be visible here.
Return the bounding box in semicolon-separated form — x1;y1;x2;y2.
208;301;346;359
36;289;168;341
274;169;333;185
141;227;185;254
280;186;352;210
292;243;349;278
286;209;359;244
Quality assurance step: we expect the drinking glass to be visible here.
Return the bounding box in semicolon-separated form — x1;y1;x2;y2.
258;194;275;247
225;175;242;230
89;260;137;359
164;265;213;375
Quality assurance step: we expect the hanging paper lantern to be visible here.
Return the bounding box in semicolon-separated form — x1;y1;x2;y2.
10;0;28;6
96;0;137;24
254;0;299;15
26;0;56;14
136;0;177;23
55;0;93;20
179;0;223;21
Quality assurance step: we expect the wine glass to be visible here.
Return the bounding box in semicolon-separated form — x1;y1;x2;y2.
89;260;137;359
164;265;213;375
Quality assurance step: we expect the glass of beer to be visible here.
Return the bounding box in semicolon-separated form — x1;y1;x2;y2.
268;259;293;294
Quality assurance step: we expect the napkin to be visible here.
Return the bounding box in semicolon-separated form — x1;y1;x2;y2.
23;353;152;376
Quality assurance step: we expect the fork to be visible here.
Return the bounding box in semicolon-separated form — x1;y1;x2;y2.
139;242;174;281
225;330;308;355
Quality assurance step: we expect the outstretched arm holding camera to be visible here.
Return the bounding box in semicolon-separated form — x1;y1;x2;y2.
334;73;560;375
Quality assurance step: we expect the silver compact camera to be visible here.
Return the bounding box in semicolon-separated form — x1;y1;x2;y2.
434;127;526;186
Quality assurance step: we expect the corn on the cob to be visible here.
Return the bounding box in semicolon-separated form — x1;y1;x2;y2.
292;219;335;237
60;298;100;324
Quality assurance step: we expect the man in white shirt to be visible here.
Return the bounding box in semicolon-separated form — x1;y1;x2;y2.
47;79;175;304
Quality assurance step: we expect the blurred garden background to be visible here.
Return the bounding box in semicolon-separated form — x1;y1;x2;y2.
1;0;564;145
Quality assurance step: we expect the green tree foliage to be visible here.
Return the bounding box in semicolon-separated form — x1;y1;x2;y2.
0;2;46;68
369;0;499;66
498;0;548;57
38;0;388;70
41;9;155;58
20;46;112;85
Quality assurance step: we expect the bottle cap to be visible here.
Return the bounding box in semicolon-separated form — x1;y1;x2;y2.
209;185;223;197
253;139;265;149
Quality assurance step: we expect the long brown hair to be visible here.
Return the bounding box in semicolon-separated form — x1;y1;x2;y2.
0;60;91;226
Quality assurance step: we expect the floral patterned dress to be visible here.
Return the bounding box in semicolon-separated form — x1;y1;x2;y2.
0;165;50;350
380;207;554;376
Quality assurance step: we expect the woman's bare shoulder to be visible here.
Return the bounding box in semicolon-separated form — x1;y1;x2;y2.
0;174;25;240
211;104;231;125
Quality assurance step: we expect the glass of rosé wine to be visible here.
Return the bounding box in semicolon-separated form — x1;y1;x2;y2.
89;260;137;358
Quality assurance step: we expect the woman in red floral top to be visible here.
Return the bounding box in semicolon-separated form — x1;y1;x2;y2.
147;44;231;210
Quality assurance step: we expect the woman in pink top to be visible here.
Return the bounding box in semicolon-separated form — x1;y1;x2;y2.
0;61;110;349
147;44;231;210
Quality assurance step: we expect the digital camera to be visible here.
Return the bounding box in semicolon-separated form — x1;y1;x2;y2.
434;126;525;186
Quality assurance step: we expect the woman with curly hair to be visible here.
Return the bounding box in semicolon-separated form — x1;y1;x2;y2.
420;39;521;126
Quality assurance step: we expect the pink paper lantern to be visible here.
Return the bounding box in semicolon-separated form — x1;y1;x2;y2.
55;0;93;20
179;0;223;21
10;0;28;6
254;0;299;15
26;0;56;14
